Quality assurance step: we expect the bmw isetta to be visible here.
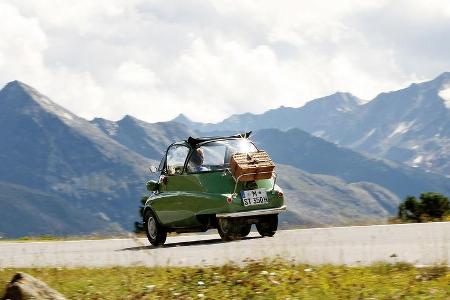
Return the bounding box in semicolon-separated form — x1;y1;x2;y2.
143;132;286;246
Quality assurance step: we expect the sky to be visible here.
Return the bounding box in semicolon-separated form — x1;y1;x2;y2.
1;0;450;123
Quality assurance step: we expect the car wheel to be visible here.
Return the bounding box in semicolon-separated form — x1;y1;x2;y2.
144;210;167;246
256;214;278;237
240;223;252;237
217;218;241;241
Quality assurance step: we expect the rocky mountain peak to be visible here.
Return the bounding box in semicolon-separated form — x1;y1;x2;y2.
328;92;361;105
91;117;110;124
3;80;50;105
5;80;26;88
406;71;450;92
0;80;78;123
118;115;144;128
118;114;134;122
435;71;450;81
1;80;38;105
301;91;361;113
172;113;192;124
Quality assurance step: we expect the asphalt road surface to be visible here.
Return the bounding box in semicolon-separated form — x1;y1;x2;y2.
1;222;449;268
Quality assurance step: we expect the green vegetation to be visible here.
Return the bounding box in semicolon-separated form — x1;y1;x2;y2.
0;234;130;243
397;192;450;223
1;261;449;299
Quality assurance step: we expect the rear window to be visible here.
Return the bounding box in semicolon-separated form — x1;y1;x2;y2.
187;139;257;173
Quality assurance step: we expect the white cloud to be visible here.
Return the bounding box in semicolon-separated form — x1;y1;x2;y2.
1;0;450;122
0;2;48;82
438;85;450;109
114;61;160;87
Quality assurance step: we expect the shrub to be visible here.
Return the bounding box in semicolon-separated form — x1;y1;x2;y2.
397;192;450;222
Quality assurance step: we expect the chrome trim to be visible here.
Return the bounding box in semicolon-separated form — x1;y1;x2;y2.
147;216;157;239
216;205;287;218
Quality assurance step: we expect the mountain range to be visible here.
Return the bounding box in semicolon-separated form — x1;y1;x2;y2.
174;73;450;177
0;75;449;237
91;115;195;161
0;81;153;237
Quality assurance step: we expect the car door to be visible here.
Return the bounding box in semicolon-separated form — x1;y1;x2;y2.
154;144;202;227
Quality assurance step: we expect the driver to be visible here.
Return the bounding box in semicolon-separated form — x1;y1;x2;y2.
189;148;209;172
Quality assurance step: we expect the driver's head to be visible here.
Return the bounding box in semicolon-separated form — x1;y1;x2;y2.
191;148;204;166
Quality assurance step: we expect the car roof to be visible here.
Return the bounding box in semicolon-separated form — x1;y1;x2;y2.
186;131;252;147
166;132;253;150
168;132;252;148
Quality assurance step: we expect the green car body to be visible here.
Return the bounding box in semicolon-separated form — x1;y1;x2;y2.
142;133;286;246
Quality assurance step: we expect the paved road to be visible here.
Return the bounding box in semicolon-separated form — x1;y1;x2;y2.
1;222;449;268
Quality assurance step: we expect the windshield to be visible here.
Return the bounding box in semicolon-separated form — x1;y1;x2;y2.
187;139;257;173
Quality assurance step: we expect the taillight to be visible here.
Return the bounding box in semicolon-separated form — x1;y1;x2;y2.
227;197;233;204
276;191;283;198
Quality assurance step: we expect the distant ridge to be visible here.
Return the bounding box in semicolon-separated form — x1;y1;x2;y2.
92;115;196;160
172;72;450;176
171;92;362;133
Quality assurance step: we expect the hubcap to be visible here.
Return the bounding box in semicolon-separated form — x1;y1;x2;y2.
219;218;231;233
147;217;157;239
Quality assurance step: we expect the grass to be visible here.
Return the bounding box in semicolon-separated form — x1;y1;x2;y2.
0;234;134;243
0;232;191;242
1;261;449;299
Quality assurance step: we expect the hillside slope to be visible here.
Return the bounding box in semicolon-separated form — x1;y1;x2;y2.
253;128;450;198
0;81;153;236
276;165;400;226
0;182;116;238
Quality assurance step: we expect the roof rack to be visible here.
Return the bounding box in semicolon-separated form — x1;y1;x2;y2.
187;131;252;147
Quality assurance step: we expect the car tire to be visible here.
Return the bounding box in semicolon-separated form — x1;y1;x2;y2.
217;218;241;241
144;210;167;246
256;214;278;237
239;224;252;237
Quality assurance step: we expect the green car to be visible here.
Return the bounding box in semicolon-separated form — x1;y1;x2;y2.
143;132;286;246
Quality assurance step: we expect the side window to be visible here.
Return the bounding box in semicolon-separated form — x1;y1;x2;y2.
166;145;190;175
187;145;227;173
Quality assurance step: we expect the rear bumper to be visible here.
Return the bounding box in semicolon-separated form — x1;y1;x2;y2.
216;205;287;218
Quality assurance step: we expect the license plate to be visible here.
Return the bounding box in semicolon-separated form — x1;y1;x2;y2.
240;189;269;206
